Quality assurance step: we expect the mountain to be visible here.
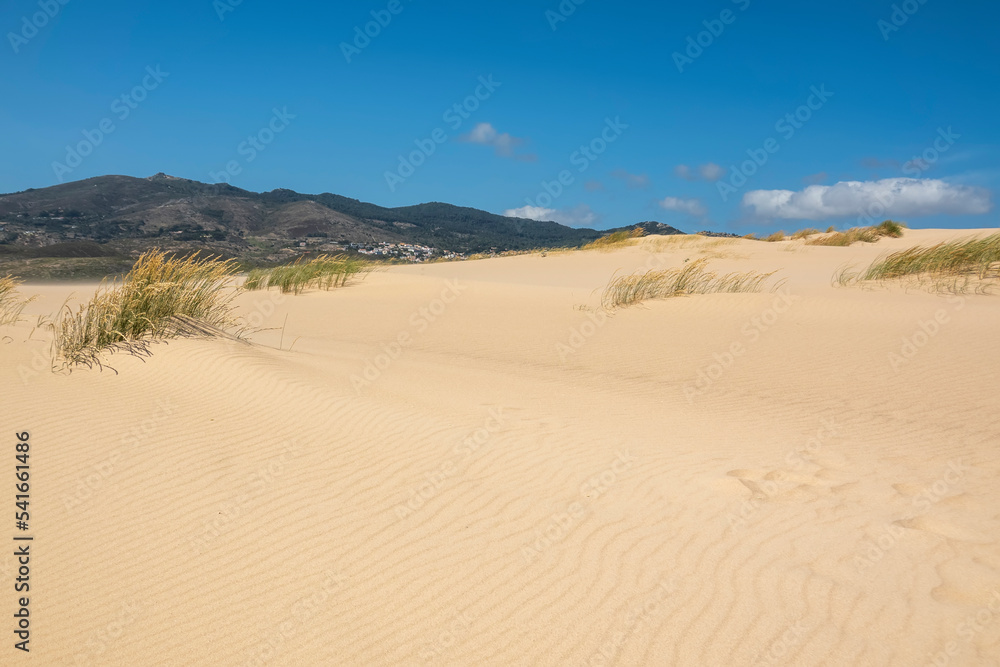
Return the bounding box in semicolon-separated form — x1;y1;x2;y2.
0;174;684;259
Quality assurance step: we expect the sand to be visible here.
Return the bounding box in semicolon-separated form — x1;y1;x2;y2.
2;228;999;665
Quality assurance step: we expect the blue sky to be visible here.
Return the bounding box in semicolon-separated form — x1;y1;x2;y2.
2;0;997;233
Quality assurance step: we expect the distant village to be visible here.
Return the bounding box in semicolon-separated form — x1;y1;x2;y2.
347;241;462;262
293;239;464;262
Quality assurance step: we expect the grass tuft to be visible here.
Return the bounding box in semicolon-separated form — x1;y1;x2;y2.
243;255;369;294
858;232;1000;288
806;220;906;247
601;259;778;309
791;228;820;240
763;231;786;242
876;220;907;238
0;275;35;326
53;250;240;368
583;227;646;250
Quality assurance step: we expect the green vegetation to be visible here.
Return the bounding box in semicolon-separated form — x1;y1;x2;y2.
0;174;618;258
0;256;136;281
833;232;1000;293
53;250;240;368
583;227;646;251
877;220;906;237
0;275;34;326
601;259;778;309
243;254;369;294
860;232;1000;283
0;241;134;280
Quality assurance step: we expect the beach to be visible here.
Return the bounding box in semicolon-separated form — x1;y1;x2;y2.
2;229;999;665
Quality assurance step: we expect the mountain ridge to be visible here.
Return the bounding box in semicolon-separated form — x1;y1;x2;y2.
0;174;685;258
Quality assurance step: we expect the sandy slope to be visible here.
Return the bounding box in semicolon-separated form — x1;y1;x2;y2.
2;229;999;666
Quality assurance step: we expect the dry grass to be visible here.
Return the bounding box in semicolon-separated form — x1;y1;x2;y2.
639;235;745;260
52;250;241;368
808;227;879;246
740;221;904;246
643;235;716;252
583;227;646;251
861;233;1000;280
700;249;751;261
0;275;35;326
848;232;1000;293
601;259;778;309
243;255;369;294
807;220;906;246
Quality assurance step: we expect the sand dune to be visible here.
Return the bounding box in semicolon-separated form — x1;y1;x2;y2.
2;229;1000;665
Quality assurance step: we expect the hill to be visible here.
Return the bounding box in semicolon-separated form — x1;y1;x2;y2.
0;174;685;274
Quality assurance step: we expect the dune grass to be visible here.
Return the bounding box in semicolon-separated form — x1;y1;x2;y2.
806;220;906;246
583;227;646;250
808;227;880;246
0;275;35;326
742;222;904;245
53;250;240;368
833;232;1000;293
857;232;1000;289
243;254;369;294
601;259;778;309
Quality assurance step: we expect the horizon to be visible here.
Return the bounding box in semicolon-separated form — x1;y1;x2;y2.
3;0;998;233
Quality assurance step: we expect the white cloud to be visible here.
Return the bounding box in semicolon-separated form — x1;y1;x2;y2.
503;204;598;227
699;163;725;181
504;205;552;220
659;196;706;217
463;123;497;144
460;122;527;158
675;163;724;182
743;178;993;220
